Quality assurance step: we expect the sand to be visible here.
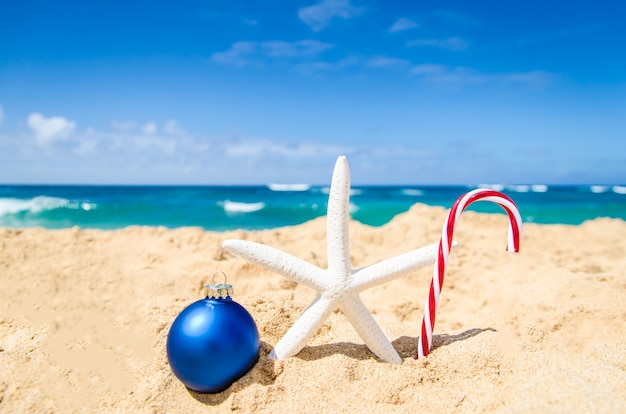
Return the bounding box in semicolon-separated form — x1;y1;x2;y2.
1;203;625;413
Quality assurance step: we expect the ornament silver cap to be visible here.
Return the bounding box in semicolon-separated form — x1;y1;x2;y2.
204;271;234;299
205;283;233;299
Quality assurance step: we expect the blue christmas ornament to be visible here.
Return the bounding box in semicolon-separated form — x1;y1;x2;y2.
166;273;259;393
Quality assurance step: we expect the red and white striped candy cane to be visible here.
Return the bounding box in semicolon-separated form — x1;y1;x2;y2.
416;189;522;358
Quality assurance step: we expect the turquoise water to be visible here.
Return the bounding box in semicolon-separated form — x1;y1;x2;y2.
1;184;625;231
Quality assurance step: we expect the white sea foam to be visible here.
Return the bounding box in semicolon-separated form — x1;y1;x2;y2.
590;185;608;193
81;202;96;211
65;201;97;211
531;184;548;193
478;184;505;191
612;185;626;195
268;183;311;192
316;186;358;196
506;185;530;193
220;200;265;214
0;196;70;217
401;189;424;196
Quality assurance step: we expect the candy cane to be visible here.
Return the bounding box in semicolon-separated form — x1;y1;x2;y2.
416;189;522;358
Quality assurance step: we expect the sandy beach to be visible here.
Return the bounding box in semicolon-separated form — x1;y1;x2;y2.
1;203;625;413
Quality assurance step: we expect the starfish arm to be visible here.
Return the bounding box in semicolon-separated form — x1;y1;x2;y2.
350;242;456;292
269;294;336;360
222;239;328;291
326;156;352;280
340;294;402;364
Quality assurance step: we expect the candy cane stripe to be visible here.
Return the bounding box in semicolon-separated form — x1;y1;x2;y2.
416;189;522;358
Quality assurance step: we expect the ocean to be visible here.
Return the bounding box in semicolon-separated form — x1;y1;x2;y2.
1;184;625;231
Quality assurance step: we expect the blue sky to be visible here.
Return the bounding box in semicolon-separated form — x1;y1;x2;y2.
1;0;625;185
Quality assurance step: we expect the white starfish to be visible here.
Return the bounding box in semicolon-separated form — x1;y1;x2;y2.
222;156;439;364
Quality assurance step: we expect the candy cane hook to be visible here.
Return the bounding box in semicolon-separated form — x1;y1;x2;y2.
416;189;522;358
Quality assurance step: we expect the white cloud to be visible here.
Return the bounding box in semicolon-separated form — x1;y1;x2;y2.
133;135;177;154
407;37;469;51
295;55;361;73
211;41;258;67
7;115;585;185
211;40;334;67
261;40;333;58
366;55;411;70
27;112;76;145
111;120;138;132
388;18;419;33
142;121;157;135
298;0;364;32
111;119;187;136
410;65;487;83
410;63;447;76
411;64;554;87
163;119;186;136
225;139;353;159
113;120;186;136
498;70;555;87
73;139;97;155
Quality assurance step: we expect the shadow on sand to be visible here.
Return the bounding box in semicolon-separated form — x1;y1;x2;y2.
295;327;496;362
392;327;496;358
186;327;496;404
186;341;277;405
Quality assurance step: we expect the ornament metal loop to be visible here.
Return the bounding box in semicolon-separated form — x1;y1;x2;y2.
212;271;228;285
205;271;234;299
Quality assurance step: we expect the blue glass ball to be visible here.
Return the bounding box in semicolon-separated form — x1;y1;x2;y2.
166;297;259;393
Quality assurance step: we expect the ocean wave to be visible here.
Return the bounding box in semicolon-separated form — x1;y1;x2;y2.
478;184;505;192
314;187;359;196
480;184;545;193
0;196;70;217
506;185;530;193
80;202;97;211
401;189;424;196
590;185;609;193
219;200;265;214
268;183;311;192
612;185;626;195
